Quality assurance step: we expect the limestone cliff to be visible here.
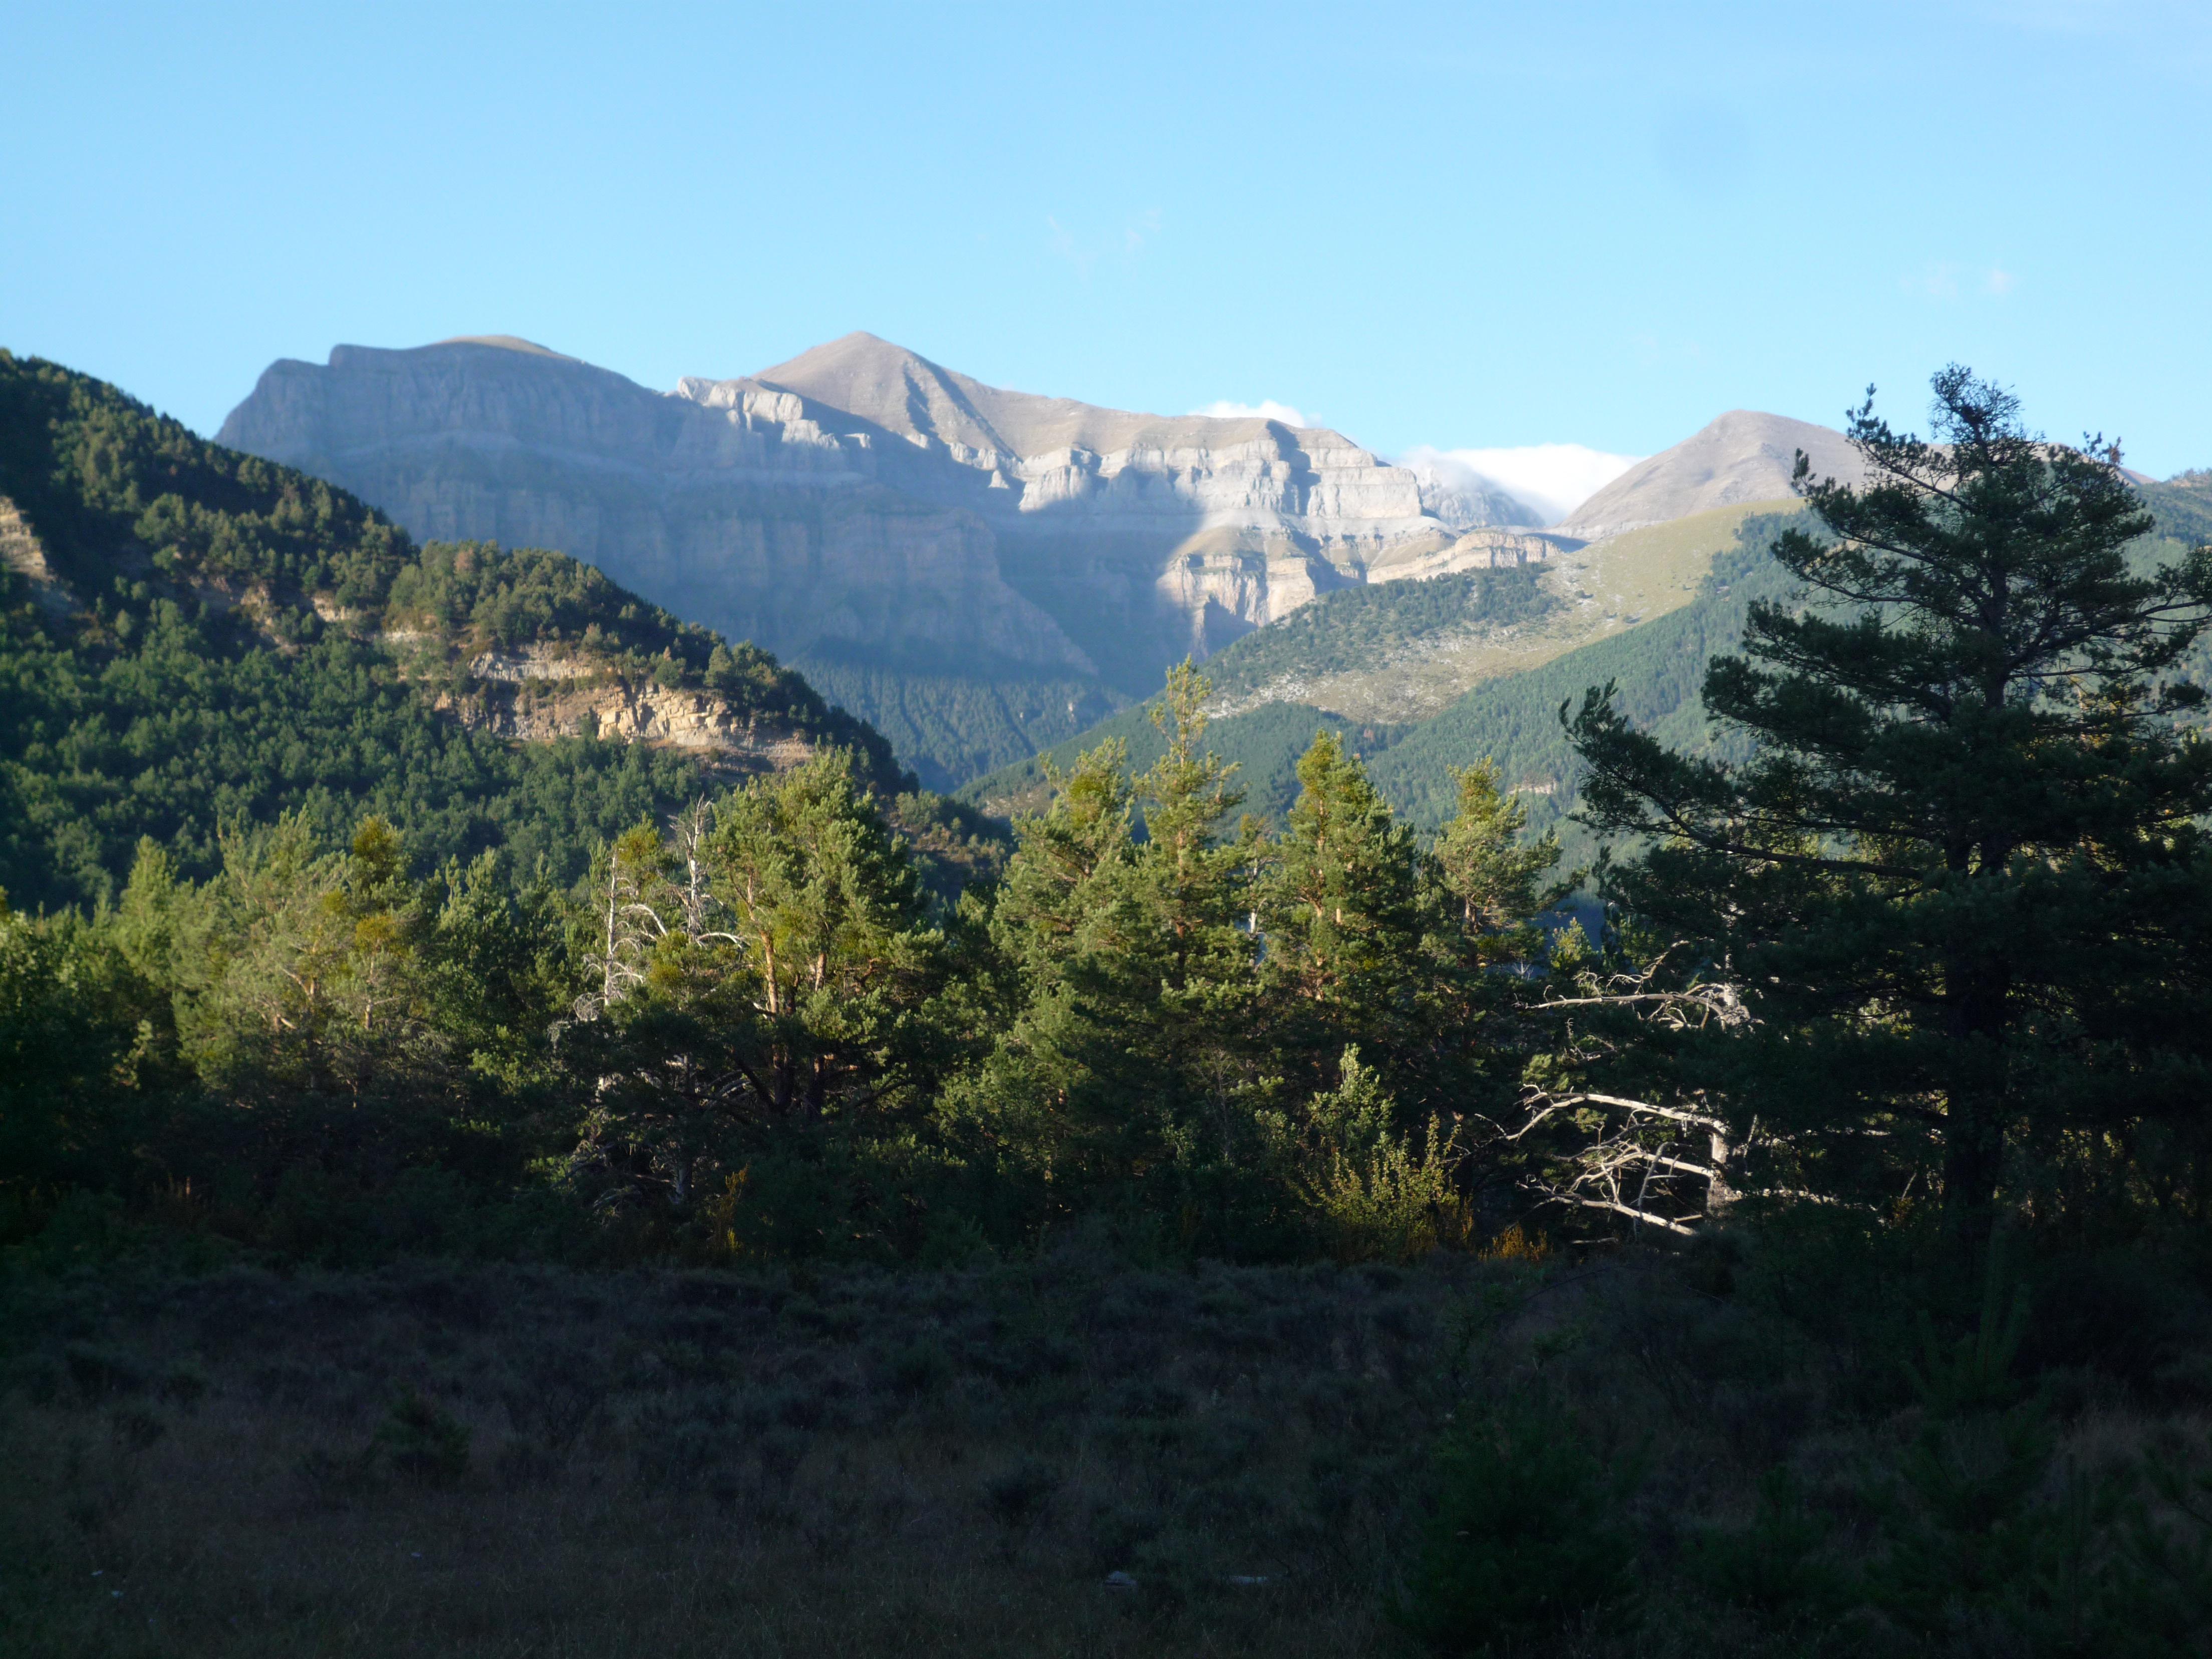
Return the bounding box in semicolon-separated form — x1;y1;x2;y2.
219;333;1462;785
0;496;80;619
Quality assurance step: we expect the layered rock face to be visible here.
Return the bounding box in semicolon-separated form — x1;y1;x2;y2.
688;332;1472;666
219;333;1469;783
441;646;822;772
219;337;1086;673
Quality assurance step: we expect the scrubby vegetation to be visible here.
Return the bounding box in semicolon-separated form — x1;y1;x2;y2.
1196;565;1556;703
8;360;2212;1654
7;1236;2210;1657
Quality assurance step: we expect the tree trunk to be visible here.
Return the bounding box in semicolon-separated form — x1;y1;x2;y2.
1941;960;2010;1256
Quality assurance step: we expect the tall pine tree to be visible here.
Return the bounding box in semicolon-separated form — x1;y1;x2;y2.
1569;368;2212;1250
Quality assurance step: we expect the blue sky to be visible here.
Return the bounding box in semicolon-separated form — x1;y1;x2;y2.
5;1;2208;476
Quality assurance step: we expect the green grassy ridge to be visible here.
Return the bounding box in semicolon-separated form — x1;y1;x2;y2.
0;351;914;909
1365;514;1807;839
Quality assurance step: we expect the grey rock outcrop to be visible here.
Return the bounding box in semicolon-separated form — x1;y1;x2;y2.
1555;410;1866;540
218;336;1086;673
0;496;82;620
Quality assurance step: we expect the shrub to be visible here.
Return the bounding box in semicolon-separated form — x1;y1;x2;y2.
159;1360;209;1409
883;1337;953;1398
108;1404;167;1452
981;1459;1060;1527
372;1387;471;1487
1394;1390;1635;1653
1681;1467;1844;1619
1300;1052;1471;1264
64;1343;149;1399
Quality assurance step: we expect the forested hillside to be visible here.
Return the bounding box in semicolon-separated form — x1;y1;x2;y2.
0;352;912;911
957;565;1554;822
1375;475;2212;850
787;647;1127;790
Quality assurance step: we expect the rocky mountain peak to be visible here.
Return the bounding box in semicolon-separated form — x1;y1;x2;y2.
1555;409;1866;540
740;331;1360;468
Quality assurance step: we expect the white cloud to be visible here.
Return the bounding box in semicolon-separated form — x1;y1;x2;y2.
1901;261;2019;303
1045;216;1096;281
1190;399;1313;428
1399;443;1644;526
1903;261;1962;301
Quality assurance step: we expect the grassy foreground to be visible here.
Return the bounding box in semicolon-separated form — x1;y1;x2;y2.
5;1238;2210;1657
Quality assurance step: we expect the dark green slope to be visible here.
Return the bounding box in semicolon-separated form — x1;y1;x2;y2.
795;648;1127;792
813;564;1547;790
1371;479;2212;850
0;351;912;911
961;697;1410;828
2139;471;2212;547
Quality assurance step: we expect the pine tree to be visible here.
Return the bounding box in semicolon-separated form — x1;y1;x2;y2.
1429;760;1559;968
944;665;1274;1244
1568;367;2212;1249
566;752;951;1215
1129;661;1254;1005
988;737;1136;985
1261;730;1421;1012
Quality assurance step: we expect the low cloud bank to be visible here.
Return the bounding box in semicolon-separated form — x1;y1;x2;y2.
1400;443;1642;526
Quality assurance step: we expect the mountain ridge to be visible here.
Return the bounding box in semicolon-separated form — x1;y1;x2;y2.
217;334;1538;785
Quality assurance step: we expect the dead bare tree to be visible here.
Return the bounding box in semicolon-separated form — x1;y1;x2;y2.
1497;952;1756;1236
573;801;743;1024
1501;951;1882;1234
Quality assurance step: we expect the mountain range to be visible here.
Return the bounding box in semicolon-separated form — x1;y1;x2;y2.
9;332;2205;923
217;333;1556;786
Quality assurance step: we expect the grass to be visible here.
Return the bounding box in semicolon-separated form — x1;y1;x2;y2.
6;1231;2209;1657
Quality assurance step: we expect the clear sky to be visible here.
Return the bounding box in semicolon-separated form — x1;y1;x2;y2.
5;1;2207;475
